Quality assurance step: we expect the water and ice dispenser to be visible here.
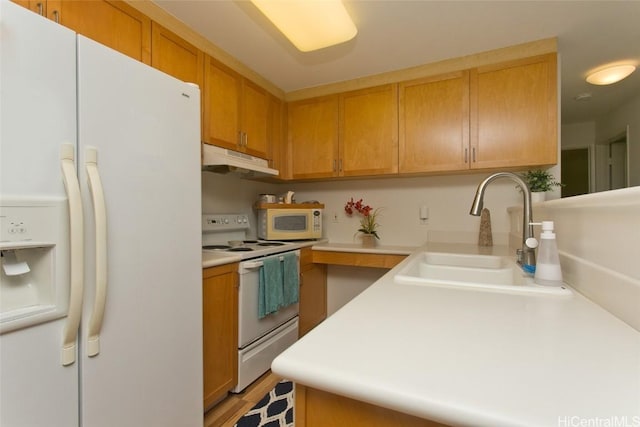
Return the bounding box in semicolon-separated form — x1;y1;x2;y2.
0;198;70;334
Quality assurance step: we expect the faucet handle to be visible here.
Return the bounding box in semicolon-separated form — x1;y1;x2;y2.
525;237;539;249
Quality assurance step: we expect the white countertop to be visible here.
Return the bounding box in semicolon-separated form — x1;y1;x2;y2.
272;243;640;426
202;251;242;268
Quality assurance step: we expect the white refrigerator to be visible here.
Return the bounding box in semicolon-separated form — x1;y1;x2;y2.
0;2;203;426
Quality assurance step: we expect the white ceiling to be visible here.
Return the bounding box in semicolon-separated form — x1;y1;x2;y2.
153;0;640;124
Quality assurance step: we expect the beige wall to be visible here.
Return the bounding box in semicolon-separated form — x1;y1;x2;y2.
596;92;640;187
561;121;596;150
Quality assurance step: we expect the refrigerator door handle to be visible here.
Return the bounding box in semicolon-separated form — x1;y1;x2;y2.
60;143;84;366
85;147;107;357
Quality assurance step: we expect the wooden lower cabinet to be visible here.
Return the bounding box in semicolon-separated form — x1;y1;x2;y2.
202;263;238;409
296;385;448;427
298;248;327;337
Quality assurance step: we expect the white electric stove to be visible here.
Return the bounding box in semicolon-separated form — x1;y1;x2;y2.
202;214;299;393
202;213;296;259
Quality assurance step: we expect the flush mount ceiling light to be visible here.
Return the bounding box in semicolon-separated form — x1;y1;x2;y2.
586;64;636;85
250;0;357;52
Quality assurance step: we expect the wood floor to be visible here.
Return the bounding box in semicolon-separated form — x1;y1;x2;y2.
204;371;284;427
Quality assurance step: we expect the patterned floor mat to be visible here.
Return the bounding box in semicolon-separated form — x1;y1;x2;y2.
234;380;294;427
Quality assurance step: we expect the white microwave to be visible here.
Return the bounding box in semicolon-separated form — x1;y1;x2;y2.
257;208;323;240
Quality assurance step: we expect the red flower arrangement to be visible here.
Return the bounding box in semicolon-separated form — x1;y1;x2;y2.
344;198;381;239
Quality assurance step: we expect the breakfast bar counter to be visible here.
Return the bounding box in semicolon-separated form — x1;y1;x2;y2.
272;244;640;427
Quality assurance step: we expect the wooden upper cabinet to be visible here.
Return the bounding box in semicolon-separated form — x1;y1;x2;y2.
151;22;203;87
340;84;399;177
399;71;469;174
470;53;557;169
268;96;287;178
242;79;270;158
12;0;45;15
203;56;269;159
45;0;151;64
288;86;398;180
204;57;241;151
288;95;340;179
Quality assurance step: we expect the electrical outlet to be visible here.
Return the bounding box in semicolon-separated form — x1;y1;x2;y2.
332;212;339;223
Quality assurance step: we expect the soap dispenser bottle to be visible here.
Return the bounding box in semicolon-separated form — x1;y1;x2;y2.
534;221;563;286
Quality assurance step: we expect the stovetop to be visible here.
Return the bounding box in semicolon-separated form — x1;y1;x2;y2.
202;213;297;260
202;240;297;260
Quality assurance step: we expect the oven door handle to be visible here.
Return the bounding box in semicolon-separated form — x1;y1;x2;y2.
239;251;300;273
242;260;264;269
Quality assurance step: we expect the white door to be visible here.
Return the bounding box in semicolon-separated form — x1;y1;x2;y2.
76;36;203;426
0;2;79;426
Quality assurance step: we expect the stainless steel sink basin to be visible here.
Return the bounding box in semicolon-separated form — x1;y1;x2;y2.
394;252;571;296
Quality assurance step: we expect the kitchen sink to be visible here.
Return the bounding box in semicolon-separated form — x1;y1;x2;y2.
394;252;572;296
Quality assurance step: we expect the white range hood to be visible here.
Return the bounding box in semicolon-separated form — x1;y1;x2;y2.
201;143;278;178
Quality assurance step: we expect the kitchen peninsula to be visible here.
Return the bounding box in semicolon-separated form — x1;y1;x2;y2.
272;242;640;427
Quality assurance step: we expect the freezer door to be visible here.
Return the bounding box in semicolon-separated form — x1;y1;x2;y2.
77;36;202;426
0;2;79;426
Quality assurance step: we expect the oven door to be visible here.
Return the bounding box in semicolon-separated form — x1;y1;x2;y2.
237;250;300;348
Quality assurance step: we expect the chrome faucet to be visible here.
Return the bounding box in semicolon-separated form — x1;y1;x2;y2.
469;172;537;273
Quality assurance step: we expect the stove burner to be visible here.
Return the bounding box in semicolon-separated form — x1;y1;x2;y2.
229;247;253;252
257;242;286;247
203;245;232;250
243;240;258;244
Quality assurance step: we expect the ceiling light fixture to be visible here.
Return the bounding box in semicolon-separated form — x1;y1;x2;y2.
250;0;357;52
586;64;636;85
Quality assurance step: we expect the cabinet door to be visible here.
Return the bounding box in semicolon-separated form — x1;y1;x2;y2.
288;95;339;179
268;96;288;178
470;53;557;169
299;262;327;337
340;84;399;177
203;56;242;151
151;22;203;87
203;265;238;409
46;0;151;64
299;248;326;337
242;79;269;158
151;23;204;140
11;0;46;15
399;71;469;173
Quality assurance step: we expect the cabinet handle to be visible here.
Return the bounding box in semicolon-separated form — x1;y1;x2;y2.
472;147;476;163
464;148;468;163
52;10;60;23
243;133;248;147
333;159;337;172
238;132;248;147
339;159;343;172
36;2;44;15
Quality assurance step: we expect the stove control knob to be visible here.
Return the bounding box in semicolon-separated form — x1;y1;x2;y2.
223;218;229;224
